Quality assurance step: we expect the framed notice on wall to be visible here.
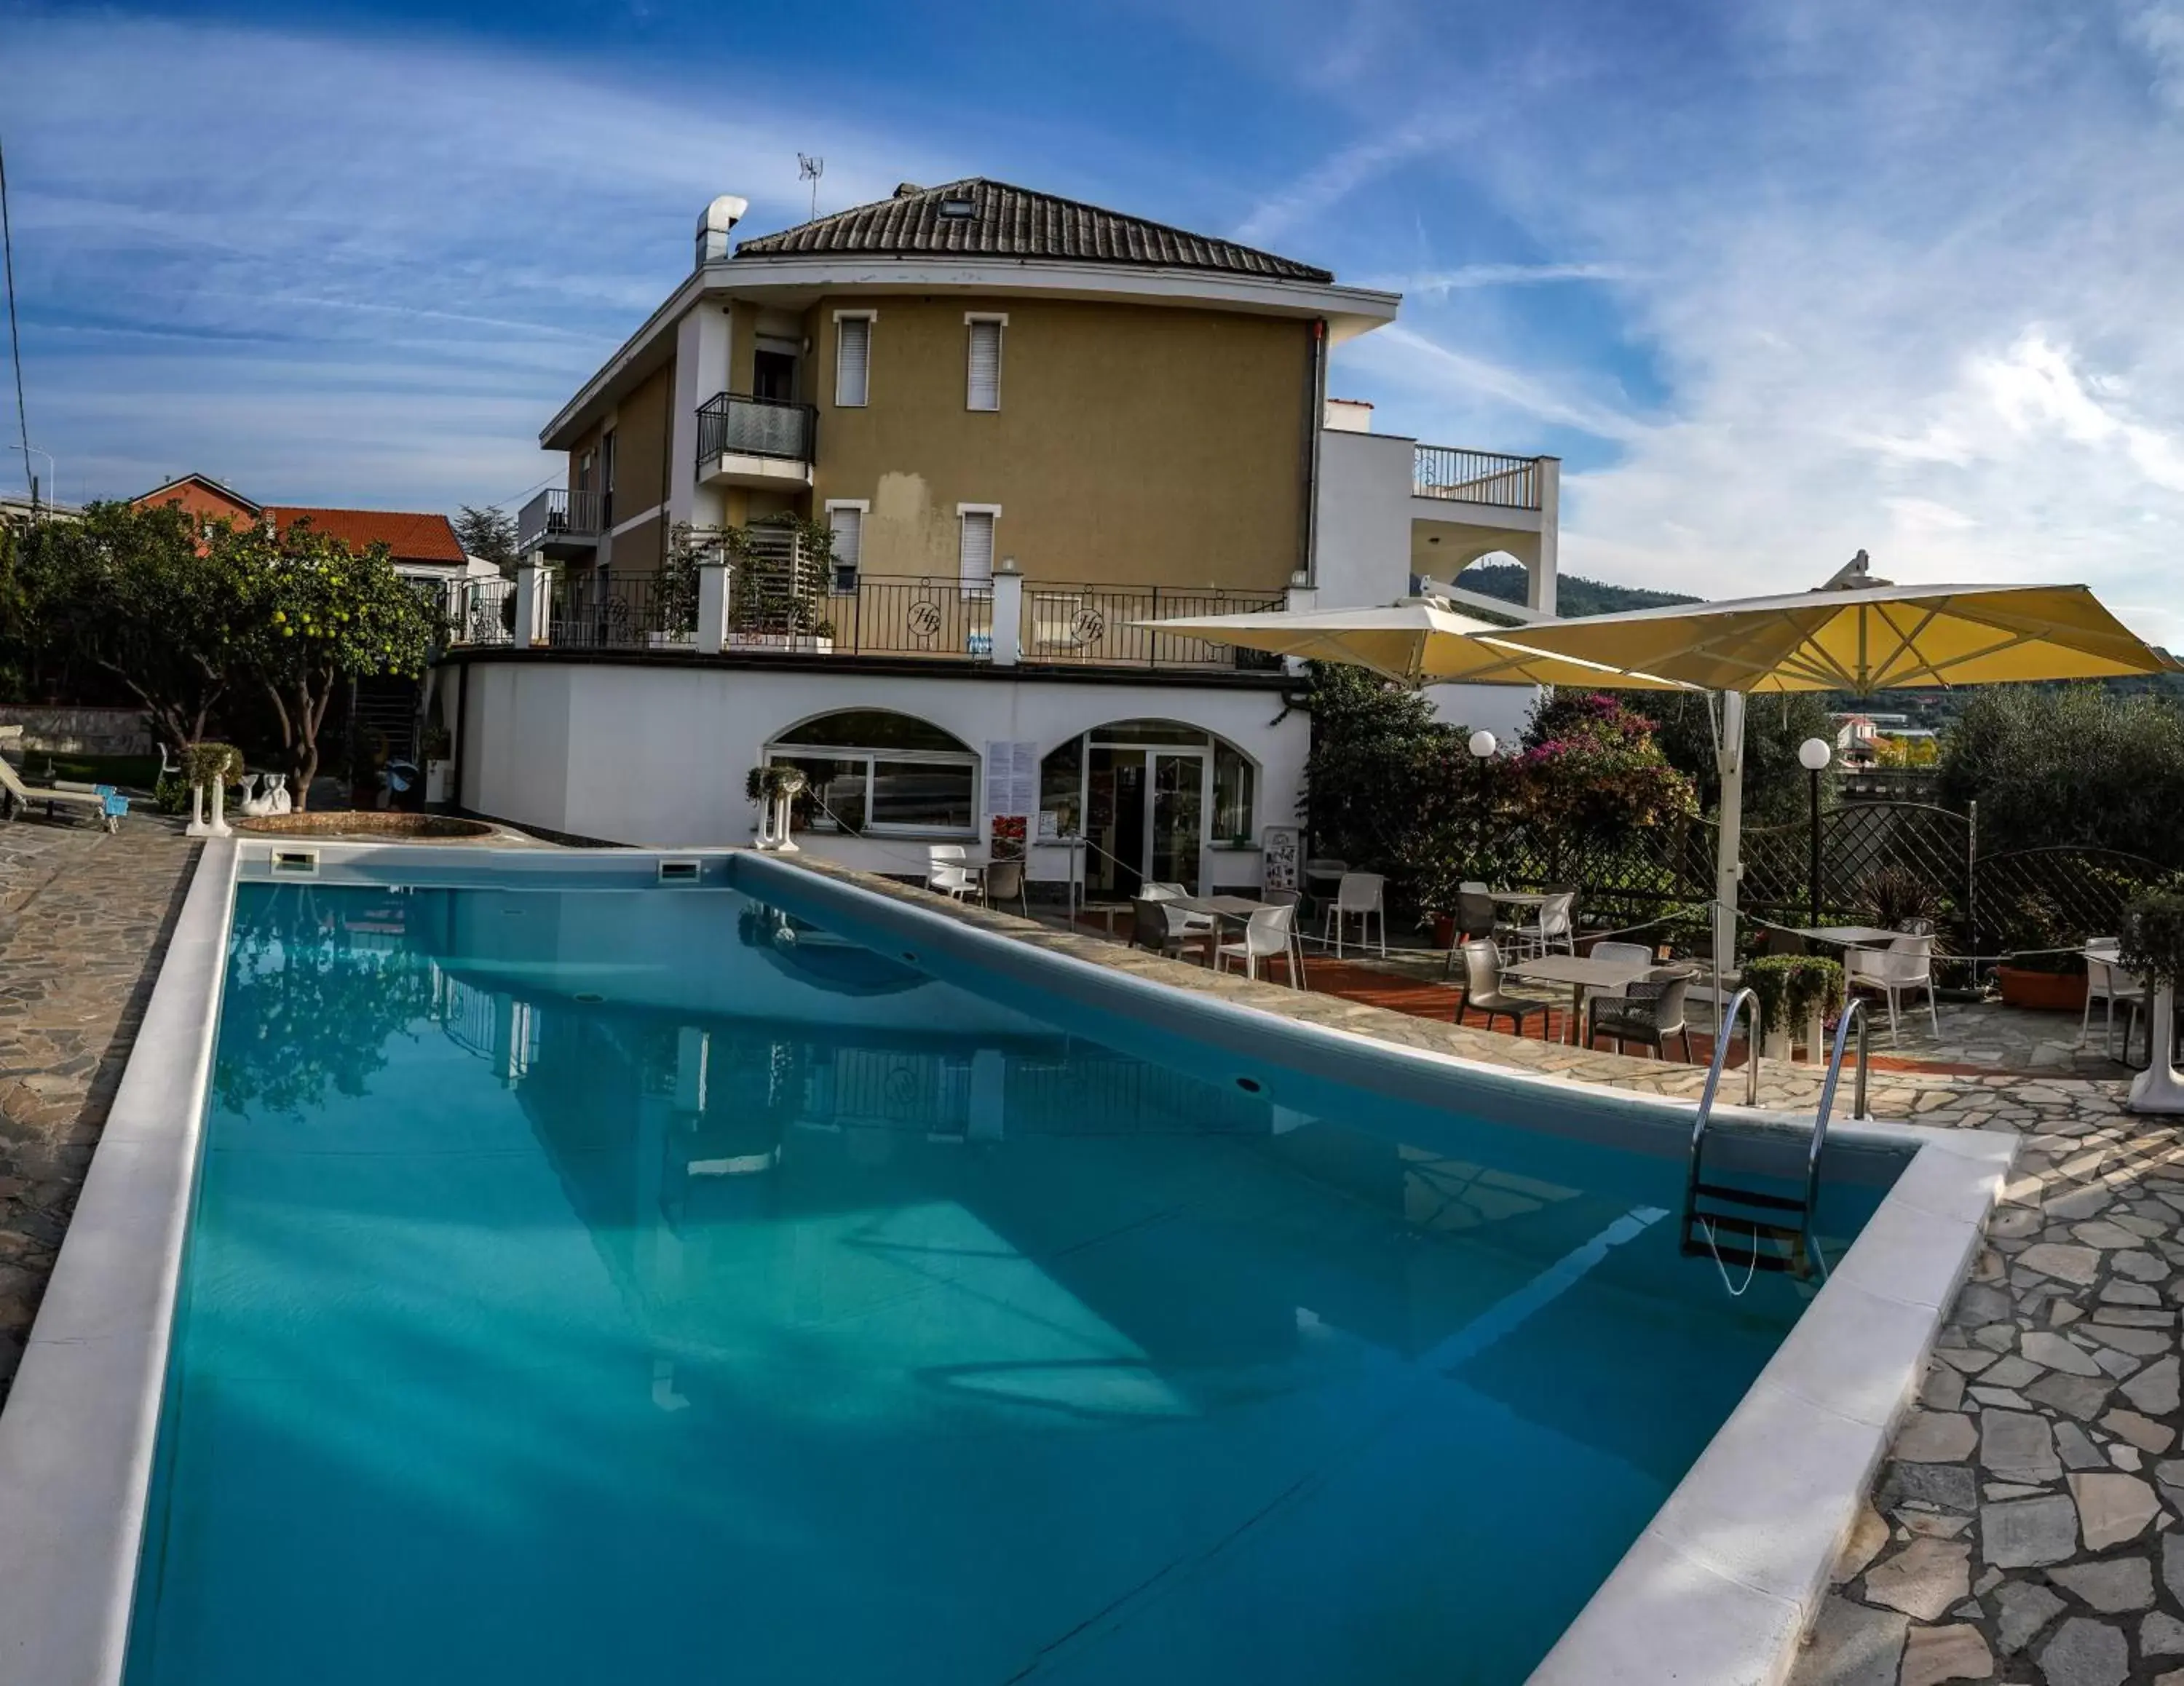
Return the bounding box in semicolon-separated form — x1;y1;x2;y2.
984;740;1039;860
1261;826;1300;893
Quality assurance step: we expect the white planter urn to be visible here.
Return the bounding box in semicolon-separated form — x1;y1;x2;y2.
425;760;454;804
185;780;233;839
756;790;799;853
1762;1027;1795;1066
2129;985;2184;1114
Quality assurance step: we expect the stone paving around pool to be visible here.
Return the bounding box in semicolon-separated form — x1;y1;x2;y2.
0;813;197;1404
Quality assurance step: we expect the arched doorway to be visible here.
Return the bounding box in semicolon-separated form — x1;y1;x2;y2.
1039;720;1257;897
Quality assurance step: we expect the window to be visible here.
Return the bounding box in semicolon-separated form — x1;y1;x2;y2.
834;312;873;407
599;430;615;526
1213;741;1256;840
1040;735;1085;838
825;500;866;594
767;710;978;837
957;506;997;594
966;316;1004;411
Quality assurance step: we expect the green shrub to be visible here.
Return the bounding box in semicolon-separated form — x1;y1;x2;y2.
1939;685;2184;867
1743;954;1845;1037
2121;887;2184;992
152;772;191;815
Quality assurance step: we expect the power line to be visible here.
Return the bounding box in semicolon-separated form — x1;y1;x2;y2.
0;130;28;500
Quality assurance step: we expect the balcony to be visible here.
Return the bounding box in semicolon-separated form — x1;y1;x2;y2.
696;392;817;491
443;562;1281;675
1412;445;1543;511
516;487;606;560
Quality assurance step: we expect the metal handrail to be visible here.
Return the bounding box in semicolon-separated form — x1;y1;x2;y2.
1805;997;1871;1223
1682;985;1762;1276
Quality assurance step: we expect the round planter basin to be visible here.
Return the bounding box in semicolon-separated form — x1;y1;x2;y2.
235;811;498;843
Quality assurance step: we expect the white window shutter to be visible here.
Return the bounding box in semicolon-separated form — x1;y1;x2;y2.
966;320;1002;411
828;507;862;589
836;317;871;407
959;511;994;590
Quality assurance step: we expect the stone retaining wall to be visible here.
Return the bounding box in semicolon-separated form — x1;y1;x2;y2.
0;706;153;756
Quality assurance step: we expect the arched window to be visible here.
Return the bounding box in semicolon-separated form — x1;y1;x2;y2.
767;710;978;836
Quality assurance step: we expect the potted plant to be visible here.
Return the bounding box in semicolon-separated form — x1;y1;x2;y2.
2120;887;2184;1113
745;764;807;852
1743;954;1845;1061
1396;847;1472;951
181;741;243;838
1988;890;2086;1011
422;724;454;805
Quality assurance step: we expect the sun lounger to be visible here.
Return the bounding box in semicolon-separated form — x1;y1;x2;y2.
0;755;127;833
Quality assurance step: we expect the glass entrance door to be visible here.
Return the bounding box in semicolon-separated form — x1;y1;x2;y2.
1149;752;1206;893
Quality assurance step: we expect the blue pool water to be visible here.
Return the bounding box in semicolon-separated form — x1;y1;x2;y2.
126;878;1859;1686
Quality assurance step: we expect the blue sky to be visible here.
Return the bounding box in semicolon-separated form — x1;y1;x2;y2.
5;0;2184;638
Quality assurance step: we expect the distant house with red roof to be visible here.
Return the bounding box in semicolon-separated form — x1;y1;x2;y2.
131;474;474;579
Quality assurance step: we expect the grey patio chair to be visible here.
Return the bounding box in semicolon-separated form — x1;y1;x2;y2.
982;858;1029;917
1450;938;1554;1039
1586;965;1699;1061
1443;883;1502;978
1131;895;1210;963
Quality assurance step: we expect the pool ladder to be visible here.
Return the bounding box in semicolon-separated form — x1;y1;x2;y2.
1679;992;1872;1281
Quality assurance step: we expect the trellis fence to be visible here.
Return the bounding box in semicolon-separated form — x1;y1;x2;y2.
1471;798;2171;957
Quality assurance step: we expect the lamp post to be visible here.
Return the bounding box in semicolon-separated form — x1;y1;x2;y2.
1798;736;1832;927
1468;730;1496;887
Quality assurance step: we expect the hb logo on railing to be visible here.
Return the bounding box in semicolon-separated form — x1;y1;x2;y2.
1071;607;1107;644
907;600;944;638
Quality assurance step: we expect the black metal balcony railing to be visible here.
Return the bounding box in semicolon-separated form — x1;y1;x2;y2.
516;487;607;555
547;570;697;651
696;392;817;466
443;565;1290;673
1019;585;1285;670
1413;445;1543;510
428;576;515;646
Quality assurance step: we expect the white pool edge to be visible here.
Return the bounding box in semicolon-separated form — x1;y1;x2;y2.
0;840;2014;1686
0;836;237;1686
1527;1125;2013;1685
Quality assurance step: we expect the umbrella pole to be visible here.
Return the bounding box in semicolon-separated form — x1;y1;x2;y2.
1713;692;1746;1015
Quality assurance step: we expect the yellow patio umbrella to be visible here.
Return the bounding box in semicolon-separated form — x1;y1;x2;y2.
1133;599;1695;690
1481;570;2182;992
1489;579;2181;695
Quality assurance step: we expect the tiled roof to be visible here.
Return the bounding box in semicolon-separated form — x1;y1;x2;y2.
732;178;1334;284
269;507;467;566
135;473;261;516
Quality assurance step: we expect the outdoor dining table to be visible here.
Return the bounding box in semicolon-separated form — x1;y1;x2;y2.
1489;890;1554;907
1171;894;1270;920
1501;951;1661;1046
1792;925;1902;948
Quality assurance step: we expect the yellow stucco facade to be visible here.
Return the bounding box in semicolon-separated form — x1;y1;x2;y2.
799;296;1313;593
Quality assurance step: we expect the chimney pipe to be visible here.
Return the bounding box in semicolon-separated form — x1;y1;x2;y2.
695;194;749;266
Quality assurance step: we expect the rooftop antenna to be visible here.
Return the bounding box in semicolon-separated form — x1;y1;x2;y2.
797;154;824;220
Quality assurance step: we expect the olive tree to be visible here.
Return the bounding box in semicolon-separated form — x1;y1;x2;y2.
218;518;437;807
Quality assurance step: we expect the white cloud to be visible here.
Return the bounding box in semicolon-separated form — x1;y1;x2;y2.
2;14;957;508
1379;262;1639;296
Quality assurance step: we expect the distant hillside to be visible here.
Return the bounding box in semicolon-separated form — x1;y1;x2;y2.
1456;562;1700;617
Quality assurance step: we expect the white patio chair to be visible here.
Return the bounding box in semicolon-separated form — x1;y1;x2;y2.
1263;887;1307;987
2081;941;2146;1062
1845;933;1939;1041
1582;940;1654;1010
1139;880;1212;942
1215;903;1299;985
1321;872;1386;959
1498;890;1576;960
925;844;977;903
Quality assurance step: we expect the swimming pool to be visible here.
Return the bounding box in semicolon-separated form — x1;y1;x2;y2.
116;866;1866;1686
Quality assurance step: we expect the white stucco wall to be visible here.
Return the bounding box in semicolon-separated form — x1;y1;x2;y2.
1311;427;1415;609
459;659;1307;891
